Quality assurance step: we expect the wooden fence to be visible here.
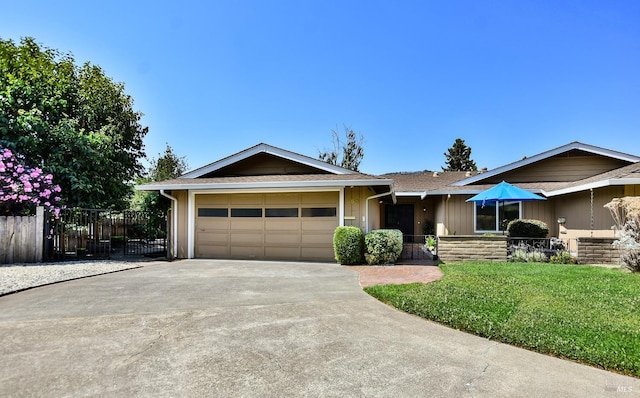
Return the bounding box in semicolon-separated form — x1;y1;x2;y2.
0;207;44;264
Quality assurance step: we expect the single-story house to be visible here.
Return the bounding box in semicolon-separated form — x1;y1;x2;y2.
137;141;640;261
386;141;640;251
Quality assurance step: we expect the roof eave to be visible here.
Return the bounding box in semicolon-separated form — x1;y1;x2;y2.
135;178;395;192
546;178;640;197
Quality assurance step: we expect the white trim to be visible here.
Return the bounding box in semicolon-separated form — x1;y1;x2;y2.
180;143;356;178
546;177;640;197
187;190;195;259
453;142;640;186
396;191;428;199
136;179;393;191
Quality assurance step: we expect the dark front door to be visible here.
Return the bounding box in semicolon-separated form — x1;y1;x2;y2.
385;204;414;238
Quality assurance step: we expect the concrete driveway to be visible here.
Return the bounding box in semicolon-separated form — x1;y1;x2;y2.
0;260;636;397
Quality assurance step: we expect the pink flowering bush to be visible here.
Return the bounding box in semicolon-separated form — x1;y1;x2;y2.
0;147;63;217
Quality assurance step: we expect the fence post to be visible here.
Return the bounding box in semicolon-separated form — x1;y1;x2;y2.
35;206;44;262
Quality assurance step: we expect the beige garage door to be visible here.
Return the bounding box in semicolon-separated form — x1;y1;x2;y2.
195;192;338;261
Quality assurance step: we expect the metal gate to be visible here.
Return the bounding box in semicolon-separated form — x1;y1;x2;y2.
45;208;113;261
115;210;167;257
45;208;167;261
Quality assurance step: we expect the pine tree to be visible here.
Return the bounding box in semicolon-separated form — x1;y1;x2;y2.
442;138;478;171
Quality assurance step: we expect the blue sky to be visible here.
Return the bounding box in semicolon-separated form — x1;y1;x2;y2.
3;0;639;175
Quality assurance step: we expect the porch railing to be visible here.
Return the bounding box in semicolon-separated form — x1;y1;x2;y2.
507;237;571;257
401;235;438;261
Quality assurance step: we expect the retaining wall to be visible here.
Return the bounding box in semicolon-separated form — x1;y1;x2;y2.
438;235;507;263
576;237;622;265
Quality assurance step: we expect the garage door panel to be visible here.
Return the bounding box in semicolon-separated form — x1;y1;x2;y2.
197;244;228;257
301;233;332;245
265;193;299;205
197;219;229;229
230;232;263;244
265;247;301;259
265;232;300;245
230;194;263;205
197;195;229;206
265;219;300;231
196;231;229;244
230;219;263;230
230;246;264;258
301;219;337;231
301;192;336;204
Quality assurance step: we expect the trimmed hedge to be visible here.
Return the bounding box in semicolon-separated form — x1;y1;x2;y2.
507;219;549;238
364;229;403;265
333;226;365;265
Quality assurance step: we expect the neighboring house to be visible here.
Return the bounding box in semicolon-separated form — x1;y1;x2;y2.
386;142;640;251
137;141;640;260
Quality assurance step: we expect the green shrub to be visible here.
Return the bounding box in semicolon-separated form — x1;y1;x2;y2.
510;248;548;263
527;250;548;263
364;229;403;265
550;251;577;264
333;226;365;265
507;219;549;238
510;248;529;262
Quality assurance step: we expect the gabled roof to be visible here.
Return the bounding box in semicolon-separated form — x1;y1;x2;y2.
452;141;640;186
137;143;395;200
180;143;356;179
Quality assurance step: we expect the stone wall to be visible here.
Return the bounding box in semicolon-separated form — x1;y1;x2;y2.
576;237;622;265
438;235;508;263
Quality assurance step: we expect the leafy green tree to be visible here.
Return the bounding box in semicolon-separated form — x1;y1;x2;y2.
0;37;148;210
442;138;478;171
131;144;188;212
319;125;364;172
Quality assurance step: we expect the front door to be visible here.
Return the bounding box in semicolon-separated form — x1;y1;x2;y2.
385;204;414;239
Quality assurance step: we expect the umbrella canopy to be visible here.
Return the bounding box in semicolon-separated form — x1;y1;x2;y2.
466;181;546;205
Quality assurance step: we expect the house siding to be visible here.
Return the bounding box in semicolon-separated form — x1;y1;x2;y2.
484;156;630;183
343;186;382;232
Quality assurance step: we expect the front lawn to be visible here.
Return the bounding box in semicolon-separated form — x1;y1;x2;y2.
364;262;640;377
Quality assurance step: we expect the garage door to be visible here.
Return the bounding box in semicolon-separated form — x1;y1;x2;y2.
195;192;338;261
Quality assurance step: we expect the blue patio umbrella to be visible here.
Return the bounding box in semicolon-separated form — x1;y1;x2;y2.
466;181;546;205
466;181;546;232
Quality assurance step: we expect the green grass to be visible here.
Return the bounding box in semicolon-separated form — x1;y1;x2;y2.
364;262;640;377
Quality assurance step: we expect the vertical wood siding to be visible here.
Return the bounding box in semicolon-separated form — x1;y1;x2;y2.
0;207;44;264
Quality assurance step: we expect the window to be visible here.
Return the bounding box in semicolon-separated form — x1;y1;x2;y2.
474;201;521;232
231;208;263;217
198;208;228;217
265;208;299;217
301;207;337;217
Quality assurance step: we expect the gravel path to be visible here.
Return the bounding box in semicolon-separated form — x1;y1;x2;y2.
0;259;162;296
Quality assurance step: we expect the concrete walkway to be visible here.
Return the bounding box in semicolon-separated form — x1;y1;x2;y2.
0;260;636;397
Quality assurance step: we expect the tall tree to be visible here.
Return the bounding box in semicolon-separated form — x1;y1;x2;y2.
442;138;478;171
0;37;148;209
148;144;189;182
318;125;364;171
131;144;188;212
